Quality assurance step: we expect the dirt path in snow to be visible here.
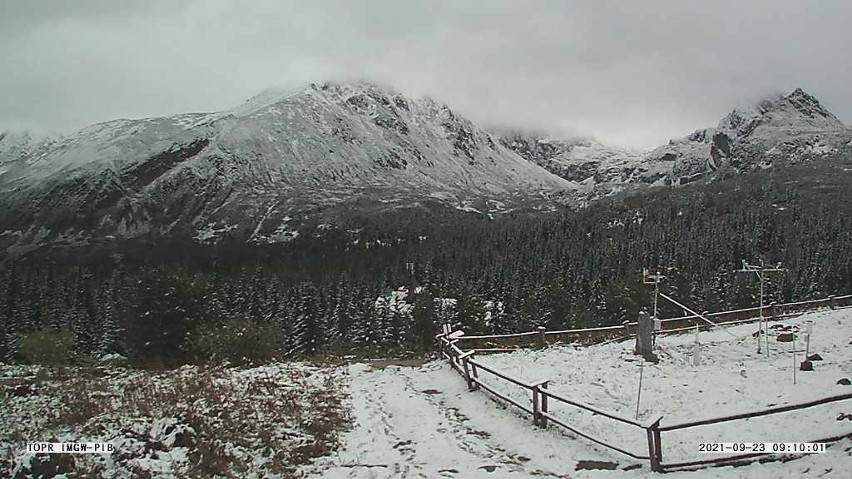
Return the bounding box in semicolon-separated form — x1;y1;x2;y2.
304;362;579;478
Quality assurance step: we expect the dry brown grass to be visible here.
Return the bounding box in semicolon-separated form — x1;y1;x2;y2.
4;363;351;478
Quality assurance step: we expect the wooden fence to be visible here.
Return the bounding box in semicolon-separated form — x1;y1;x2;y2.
436;293;852;472
654;393;852;470
439;334;654;464
454;294;852;350
654;294;852;335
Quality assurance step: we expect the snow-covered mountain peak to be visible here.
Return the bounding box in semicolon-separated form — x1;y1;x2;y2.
227;86;303;117
310;80;399;98
647;88;851;184
0;130;56;170
784;87;838;120
0;81;571;251
3;83;850;253
503;88;851;194
718;88;844;136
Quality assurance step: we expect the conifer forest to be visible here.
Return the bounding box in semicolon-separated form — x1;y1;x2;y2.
1;163;850;367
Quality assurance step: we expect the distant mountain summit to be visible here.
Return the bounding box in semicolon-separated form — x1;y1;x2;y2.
502;88;851;193
0;81;569;252
646;88;851;183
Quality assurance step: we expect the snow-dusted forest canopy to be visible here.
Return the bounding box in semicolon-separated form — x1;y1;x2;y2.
1;162;850;366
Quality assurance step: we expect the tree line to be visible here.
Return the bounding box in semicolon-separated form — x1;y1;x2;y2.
1;163;850;366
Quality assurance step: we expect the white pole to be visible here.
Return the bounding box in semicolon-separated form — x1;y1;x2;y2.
693;324;700;366
792;335;797;385
805;333;810;360
804;320;813;360
635;362;644;420
653;279;659;320
759;268;767;358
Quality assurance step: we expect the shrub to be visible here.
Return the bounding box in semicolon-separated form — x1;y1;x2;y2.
18;329;74;367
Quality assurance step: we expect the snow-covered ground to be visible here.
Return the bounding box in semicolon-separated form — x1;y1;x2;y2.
306;308;852;478
3;308;850;477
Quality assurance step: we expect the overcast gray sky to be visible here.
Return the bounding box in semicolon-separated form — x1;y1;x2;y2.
1;0;850;148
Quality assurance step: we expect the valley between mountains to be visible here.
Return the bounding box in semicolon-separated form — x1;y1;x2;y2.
2;82;852;477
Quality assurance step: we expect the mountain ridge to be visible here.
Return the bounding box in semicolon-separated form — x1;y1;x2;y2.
1;84;849;254
0;81;570;253
501;87;851;192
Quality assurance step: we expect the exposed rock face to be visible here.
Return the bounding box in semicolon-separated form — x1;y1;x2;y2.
497;134;670;206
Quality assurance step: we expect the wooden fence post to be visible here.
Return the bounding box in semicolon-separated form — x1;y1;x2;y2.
530;379;549;427
536;326;547;348
646;416;663;472
622;320;631;339
439;323;451;359
460;351;476;391
769;302;777;319
829;295;836;310
532;387;540;426
469;357;480;391
448;340;458;370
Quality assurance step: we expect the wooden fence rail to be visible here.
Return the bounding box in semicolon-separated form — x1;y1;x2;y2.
542;389;644;428
453;293;852;350
540;412;650;461
436;295;852;472
440;333;653;464
659;432;852;470
651;392;852;470
658;392;852;432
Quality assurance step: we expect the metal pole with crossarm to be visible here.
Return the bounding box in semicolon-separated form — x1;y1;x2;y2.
643;269;666;347
643;268;666;321
737;260;785;357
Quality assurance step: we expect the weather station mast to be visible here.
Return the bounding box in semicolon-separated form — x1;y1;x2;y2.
643;268;666;321
737;260;785;357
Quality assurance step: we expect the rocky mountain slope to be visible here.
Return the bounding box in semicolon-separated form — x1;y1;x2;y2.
501;88;852;195
497;134;669;205
0;82;570;252
1;86;849;254
647;88;852;183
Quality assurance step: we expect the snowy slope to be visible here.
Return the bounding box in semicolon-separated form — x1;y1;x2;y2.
0;82;570;252
499;134;656;183
304;305;852;477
